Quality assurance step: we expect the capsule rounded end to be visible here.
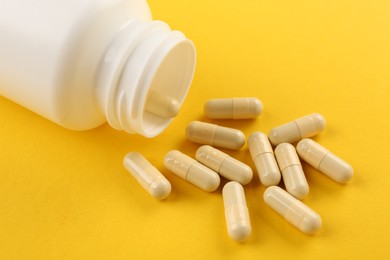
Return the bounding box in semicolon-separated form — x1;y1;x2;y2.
248;132;259;144
203;101;214;118
215;129;246;150
123;152;137;166
203;172;221;192
248;131;268;148
268;129;282;146
296;138;313;154
295;139;317;166
313;113;326;131
232;131;246;149
299;213;322;235
263;185;279;200
319;153;354;184
228;224;252;242
274;142;295;154
260;171;281;187
286;182;309;200
238;165;253;185
335;164;354;183
185;121;197;138
252;98;263;117
195;145;211;161
163;150;180;168
269;128;300;146
165;99;181;118
150;180;172;200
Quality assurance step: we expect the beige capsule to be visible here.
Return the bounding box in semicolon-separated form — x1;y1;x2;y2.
269;113;326;146
164;150;220;192
264;186;322;235
195;145;253;185
204;97;263;119
248;132;281;186
186;121;246;150
144;90;180;118
223;182;252;241
296;139;354;183
123;152;171;200
274;143;309;199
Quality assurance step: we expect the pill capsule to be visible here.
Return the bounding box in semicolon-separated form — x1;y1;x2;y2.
204;97;263;119
269;113;326;146
123;152;171;200
195;145;253;185
144;90;180;118
164;150;220;192
264;186;322;234
296;139;354;183
186;121;246;150
274;143;309;199
223;182;252;241
248;132;281;186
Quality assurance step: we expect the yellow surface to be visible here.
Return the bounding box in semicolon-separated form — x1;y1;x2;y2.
1;0;390;259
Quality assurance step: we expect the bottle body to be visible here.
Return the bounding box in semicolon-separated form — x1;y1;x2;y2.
0;0;196;137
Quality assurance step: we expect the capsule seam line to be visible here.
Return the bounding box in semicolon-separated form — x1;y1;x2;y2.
282;164;302;171
293;120;303;139
210;124;217;146
231;99;236;119
317;151;330;170
186;160;197;180
218;156;229;173
254;151;272;160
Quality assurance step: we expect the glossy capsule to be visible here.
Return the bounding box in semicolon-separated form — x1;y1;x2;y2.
269;113;326;146
123;152;171;200
248;132;281;186
223;182;252;241
264;186;322;235
144;90;180;118
204;97;263;119
195;145;253;185
296;139;354;183
275;143;309;199
186;121;246;150
164;150;220;192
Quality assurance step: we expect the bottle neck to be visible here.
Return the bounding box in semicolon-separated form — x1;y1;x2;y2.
96;19;196;137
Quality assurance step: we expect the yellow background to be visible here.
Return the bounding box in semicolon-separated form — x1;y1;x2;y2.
1;0;390;259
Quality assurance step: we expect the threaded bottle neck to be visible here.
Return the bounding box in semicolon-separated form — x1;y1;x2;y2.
96;19;196;137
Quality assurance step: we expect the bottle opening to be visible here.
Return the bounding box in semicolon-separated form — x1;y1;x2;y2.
140;38;196;137
99;20;196;137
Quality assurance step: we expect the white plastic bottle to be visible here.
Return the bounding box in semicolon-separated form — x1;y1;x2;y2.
0;0;196;137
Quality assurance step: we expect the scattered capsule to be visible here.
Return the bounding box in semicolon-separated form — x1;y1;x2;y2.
195;145;253;185
223;182;252;241
204;97;263;119
164;150;220;192
186;121;246;150
123;152;171;200
296;139;354;183
269;113;326;146
248;132;281;186
274;143;309;199
144;90;180;118
264;186;322;235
